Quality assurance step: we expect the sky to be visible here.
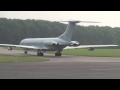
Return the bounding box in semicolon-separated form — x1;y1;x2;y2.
0;11;120;27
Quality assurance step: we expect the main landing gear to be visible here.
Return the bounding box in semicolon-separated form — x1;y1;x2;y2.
55;50;62;56
55;53;62;56
37;50;44;56
37;52;44;56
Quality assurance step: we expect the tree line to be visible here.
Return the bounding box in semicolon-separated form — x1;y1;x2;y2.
0;18;120;48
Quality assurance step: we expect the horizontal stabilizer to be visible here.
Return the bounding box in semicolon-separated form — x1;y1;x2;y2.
61;20;101;23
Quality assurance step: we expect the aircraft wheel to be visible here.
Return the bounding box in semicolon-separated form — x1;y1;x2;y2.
24;51;28;54
58;53;61;56
55;53;57;56
37;53;40;56
59;53;62;56
55;53;62;56
37;53;44;56
40;53;44;56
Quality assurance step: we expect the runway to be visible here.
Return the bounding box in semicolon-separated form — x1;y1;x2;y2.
0;47;120;79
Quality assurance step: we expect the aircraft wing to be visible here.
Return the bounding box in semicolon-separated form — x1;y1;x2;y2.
0;44;40;49
64;45;119;49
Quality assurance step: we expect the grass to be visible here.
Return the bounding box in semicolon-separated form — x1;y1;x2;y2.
61;49;120;57
0;54;48;63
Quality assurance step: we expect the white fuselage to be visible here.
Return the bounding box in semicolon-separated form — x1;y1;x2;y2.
20;37;71;51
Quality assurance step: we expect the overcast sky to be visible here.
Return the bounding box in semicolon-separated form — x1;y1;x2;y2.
0;11;120;27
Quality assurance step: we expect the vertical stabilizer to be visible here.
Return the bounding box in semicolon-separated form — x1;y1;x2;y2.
59;20;100;42
59;21;80;42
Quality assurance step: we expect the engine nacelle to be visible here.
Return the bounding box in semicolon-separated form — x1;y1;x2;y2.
52;42;60;46
88;47;94;51
44;41;60;46
8;47;12;50
70;41;80;46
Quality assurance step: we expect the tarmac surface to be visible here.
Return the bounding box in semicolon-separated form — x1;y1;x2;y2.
0;47;120;79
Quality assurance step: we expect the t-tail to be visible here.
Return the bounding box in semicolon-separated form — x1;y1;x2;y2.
59;20;100;42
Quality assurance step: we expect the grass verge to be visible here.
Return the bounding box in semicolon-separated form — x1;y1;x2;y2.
61;49;120;57
0;54;48;63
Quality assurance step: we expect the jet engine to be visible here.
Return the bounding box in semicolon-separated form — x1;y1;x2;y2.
44;41;60;46
70;41;80;46
8;47;12;50
52;41;60;46
88;47;94;51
